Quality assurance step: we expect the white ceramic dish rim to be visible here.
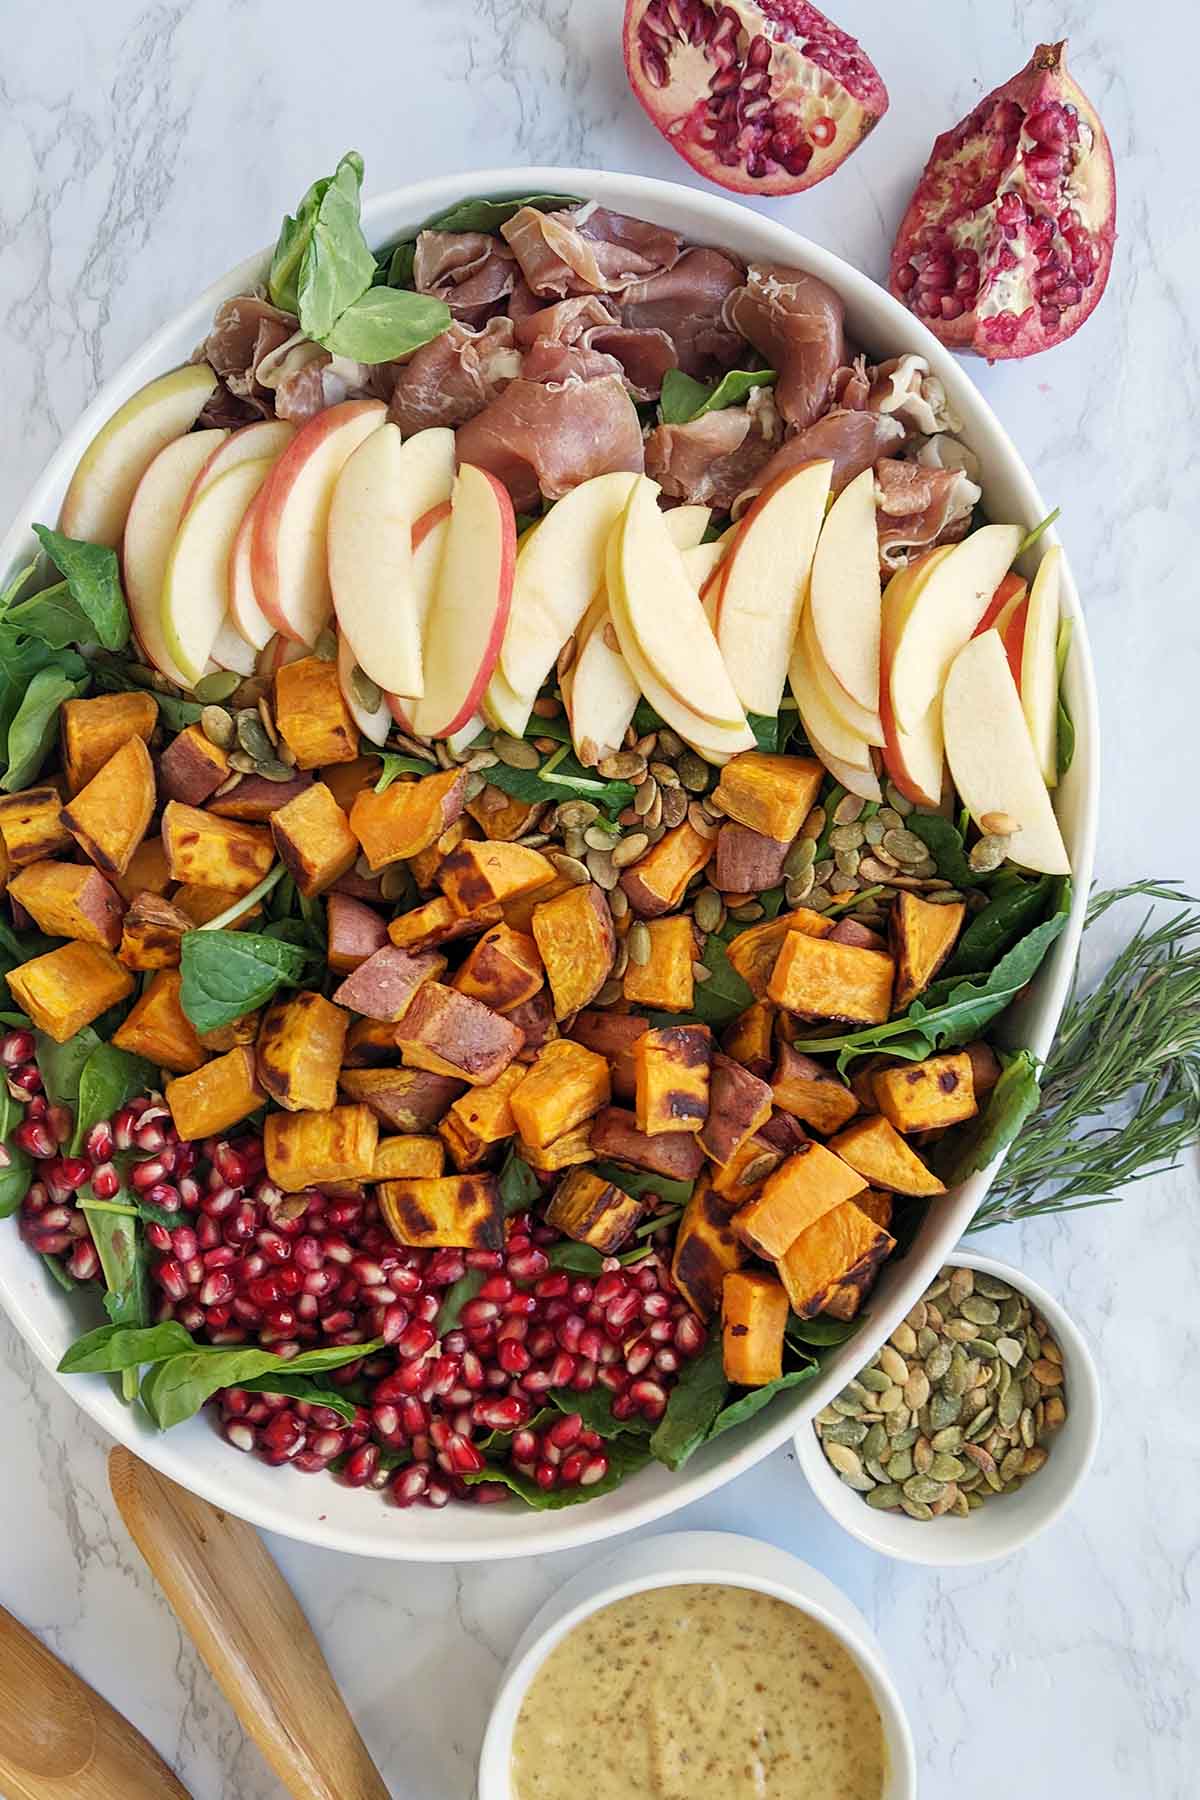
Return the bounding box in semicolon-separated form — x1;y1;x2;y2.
477;1529;917;1799
793;1249;1102;1564
0;164;1100;1560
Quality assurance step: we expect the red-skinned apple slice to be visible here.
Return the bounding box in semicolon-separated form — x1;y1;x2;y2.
338;627;391;747
328;423;424;696
789;611;874;773
161;458;274;686
800;603;884;746
806;730;883;803
1019;546;1062;787
889;523;1023;733
408;464;516;740
59;363;217;548
567;599;641;766
973;570;1027;639
122;429;228;687
257;633;309;679
252;398;386;646
183;419;296;513
878;549;955;808
387;501;451;731
808;467;883;718
228;490;274;651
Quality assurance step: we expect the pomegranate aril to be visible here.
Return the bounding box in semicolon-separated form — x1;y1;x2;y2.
395;1322;436;1360
579;1453;609;1487
13;1118;55;1159
67;1240;100;1282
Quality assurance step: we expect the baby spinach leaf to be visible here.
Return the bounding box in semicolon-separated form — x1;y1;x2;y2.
649;1331;729;1471
387;240;417;289
942;1049;1041;1189
0;1087;33;1218
59;1319;197;1374
1055;615;1075;778
292;152;377;342
87;658;205;731
1;664;90;790
0;635;87;756
71;1044;158;1155
435;1267;485;1333
42;1253;77;1292
375;752;438;792
785;1313;863;1348
0;920;59;986
482;754;635;819
32;525;130;650
943;875;1051;977
89;1177;150;1401
548;1387;652;1439
421;192;584;235
178;929;318;1033
707;1363;818;1440
320;286;450;364
660;367;776;425
139;1336;384;1431
905;812;985;888
546;1240;605;1273
746;711;781;754
35;1027;103;1109
3;582;93;650
463;1433;650;1507
0;560;37;617
235;1372;358;1421
499;1147;541;1216
686;934;755;1028
591;1161;695;1209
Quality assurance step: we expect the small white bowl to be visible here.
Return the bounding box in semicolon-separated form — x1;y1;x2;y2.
478;1528;916;1799
795;1251;1101;1565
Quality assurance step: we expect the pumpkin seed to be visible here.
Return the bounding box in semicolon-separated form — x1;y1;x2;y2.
889;1321;918;1356
193;669;242;703
611;832;649;869
858;1367;891;1394
608;885;629;920
211;771;243;799
686;801;719;838
833;792;866;825
548;852;590;886
237;712;275;763
968;834;1008;873
829;823;865;853
229;749;258;775
728;900;764;923
878;1344;909;1385
785;869;816;906
633;778;659;818
801;805;826;841
825;1442;869;1481
886;1447;914;1482
821;1418;868;1448
257;757;301;782
866;1483;904;1510
834;847;861;879
350;664;383;713
882;827;928;865
555;799;598;829
863;818;886;847
900;1496;934;1521
861;1422;888;1461
903;1473;946;1504
200;705;236;749
627;922;652;966
883;785;913;816
660;785;688;827
586;848;618;889
380;864;412;904
598;750;646;780
693;887;725;933
973;1272;1013;1300
492;734;540;770
611;940;630;980
784;837;816;878
676;750;710;793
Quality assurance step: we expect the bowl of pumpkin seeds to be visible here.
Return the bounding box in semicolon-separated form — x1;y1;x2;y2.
794;1254;1101;1565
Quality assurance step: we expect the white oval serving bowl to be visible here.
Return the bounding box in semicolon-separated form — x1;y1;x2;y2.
0;166;1099;1559
478;1528;916;1799
794;1251;1101;1564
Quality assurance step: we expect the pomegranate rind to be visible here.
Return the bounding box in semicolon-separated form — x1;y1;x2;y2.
623;0;888;198
888;40;1116;361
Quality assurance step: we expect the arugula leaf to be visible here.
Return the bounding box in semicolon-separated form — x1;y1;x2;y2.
648;1331;729;1471
71;1044;158;1155
548;1387;652;1439
1;664;90;790
31;525;130;650
463;1433;651;1507
905;812;986;888
0;635;87;756
179;929;319;1033
785;1313;863;1348
321;286;450;364
139;1336;384;1431
707;1364;817;1440
591;1160;695;1209
291;152;376;341
499;1147;541;1216
483;754;635;818
435;1268;485;1333
660;367;776;425
0;560;37;617
59;1319;197;1374
3;582;93;650
0;1087;33;1219
686;934;756;1028
943;875;1052;977
939;1048;1041;1187
375;752;438;792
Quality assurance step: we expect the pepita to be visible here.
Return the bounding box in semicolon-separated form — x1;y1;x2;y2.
611;833;649;869
193;669;242;703
200;705;236;749
492;734;541;770
627;921;652;966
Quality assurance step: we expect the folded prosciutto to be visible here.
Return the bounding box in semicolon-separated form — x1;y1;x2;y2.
618;248;745;377
500;204;683;298
874;460;981;572
413;231;518;325
202;295;299;414
512;294;677;399
737;407;906;512
388;318;521;435
645;399;778;512
725;264;845;429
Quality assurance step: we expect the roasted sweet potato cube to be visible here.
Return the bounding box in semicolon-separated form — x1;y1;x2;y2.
118;892;194;970
465;784;539;841
964;1039;1002;1099
622;913;696;1012
208;772;313;822
271;781;358;899
854;1188;894;1231
726;909;832;998
0;789;74;869
722;1269;789;1386
520;1122;596;1173
570;1011;648;1100
828;1114;946;1197
406;817;474;891
6;941;133;1042
256;991;349;1113
274;655;358;768
721;1000;776;1079
510;1039;611;1149
532;882;615;1019
890;890;966;1009
166;1046;265;1140
767;931;895;1025
61;735;156;878
710;1133;785;1203
733;1141;866;1259
372;1136;445;1180
439;1064;525;1170
777;1200;896;1318
700;1053;774;1166
618;820;714;917
500;869;575;933
196;1011;261;1053
439;839;556;914
771;1044;860;1136
338;1064;464;1130
589;1105;705;1180
170;886;258;930
453;923;543;1013
351;769;468;870
113;837;172;905
759;1110;809;1155
828;917;888;952
159;725;230;806
162;802;274;895
634;1024;712;1136
59;691;158;795
713;753;823;842
393;982;523;1086
325;893;389;975
388;895;500;952
111;969;208;1074
378;1174;502;1249
671;1176;745;1318
545;1167;646;1252
318;756;382;813
264;1103;378;1191
9;861;125;949
505;988;558;1060
331;945;445;1022
713;823;789;894
341;1019;400;1067
873;1052;977;1134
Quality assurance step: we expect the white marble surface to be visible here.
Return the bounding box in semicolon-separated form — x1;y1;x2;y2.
1;3;1198;1795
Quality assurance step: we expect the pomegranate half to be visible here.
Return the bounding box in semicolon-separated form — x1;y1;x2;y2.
623;0;888;196
889;41;1116;360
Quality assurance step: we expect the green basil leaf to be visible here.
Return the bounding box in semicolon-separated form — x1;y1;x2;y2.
463;1433;650;1508
660;367;776;426
375;752;438;793
904;812;986;888
3;582;93;650
179;929;317;1033
140;1336;384;1431
435;1267;485;1333
319;287;450;364
59;1319;197;1374
649;1331;729;1472
295;152;377;341
1;664;90;790
944;1049;1041;1189
499;1147;541;1216
31;525;130;651
71;1044;157;1154
943;875;1051;978
707;1363;818;1440
548;1387;652;1439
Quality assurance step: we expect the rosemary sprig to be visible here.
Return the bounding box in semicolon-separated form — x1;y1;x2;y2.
972;881;1200;1227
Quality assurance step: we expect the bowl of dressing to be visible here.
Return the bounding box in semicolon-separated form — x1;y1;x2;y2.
477;1529;916;1799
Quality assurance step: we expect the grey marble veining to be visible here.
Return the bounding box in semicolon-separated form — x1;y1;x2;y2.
1;4;1198;1796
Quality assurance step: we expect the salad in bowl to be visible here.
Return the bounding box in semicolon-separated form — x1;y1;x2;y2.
0;159;1093;1553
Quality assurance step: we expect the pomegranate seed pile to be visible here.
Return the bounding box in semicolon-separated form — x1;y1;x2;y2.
6;1028;705;1510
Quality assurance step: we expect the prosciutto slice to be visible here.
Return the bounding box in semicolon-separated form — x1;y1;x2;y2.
513;296;677;399
736;408;906;514
202;295;299;414
725;264;845;430
874;461;981;573
388;317;521;436
618;248;745;377
500;204;683;298
412;231;517;325
252;332;375;425
645;409;777;512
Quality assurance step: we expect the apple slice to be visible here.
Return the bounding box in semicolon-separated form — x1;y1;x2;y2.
388;501;452;730
160;458;274;686
681;541;727;599
228;490;276;651
184;419;296;512
800;604;885;746
805;729;883;803
973;569;1027;639
338;627;391;747
209;618;259;678
789;615;873;772
808;467;883;717
943;631;1070;875
258;633;310;679
252;398;386;645
409;464;516;739
447;716;486;758
1019;546;1062;787
395;427;457;521
716;459;833;715
567;603;641;766
328;423;424;696
122;429;228;687
662;504;712;550
878;550;956;808
59;364;218;548
889;523;1024;733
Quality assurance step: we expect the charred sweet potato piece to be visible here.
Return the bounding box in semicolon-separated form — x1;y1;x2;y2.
118;892;194;970
726;909;832;998
634;1024;712;1136
439;839;557;914
270;781;358;899
709;1132;785;1203
113;837;172;905
532;882;615;1019
162;801;274;895
712;752;823;842
439;1064;525;1171
111;969;207;1074
60;691;158;796
722;1269;789;1386
500;869;575;933
873;1052;976;1134
264;1103;379;1191
166;1046;266;1140
393;982;524;1087
407;816;476;891
256;991;349;1113
700;1053;774;1166
767;931;894;1025
326;893;389;975
771;1044;860;1136
828;1114;946;1197
341;1019;400;1067
721;1000;776;1079
388;895;501;952
453;923;543;1013
318;756;382;814
671;1176;745;1319
570;1011;648;1100
777;1200;896;1318
519;1123;595;1173
589;1105;706;1180
61;735;156;878
545;1167;646;1252
372;1136;445;1180
9;861;125;949
854;1188;894;1230
331;945;445;1022
0;835;8;895
713;823;789;894
170;886;262;932
274;655;358;769
505;988;559;1059
378;1173;503;1250
622;913;696;1012
7;941;133;1042
733;1141;866;1259
351;769;468;870
510;1039;611;1149
890;890;966;1010
209;772;314;821
964;1039;1002;1100
159;725;230;806
465;785;540;841
0;789;74;869
197;1011;261;1053
338;1065;464;1131
618;819;714;917
823;1189;895;1321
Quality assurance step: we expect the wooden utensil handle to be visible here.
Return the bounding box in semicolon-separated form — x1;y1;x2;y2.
0;1604;191;1799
